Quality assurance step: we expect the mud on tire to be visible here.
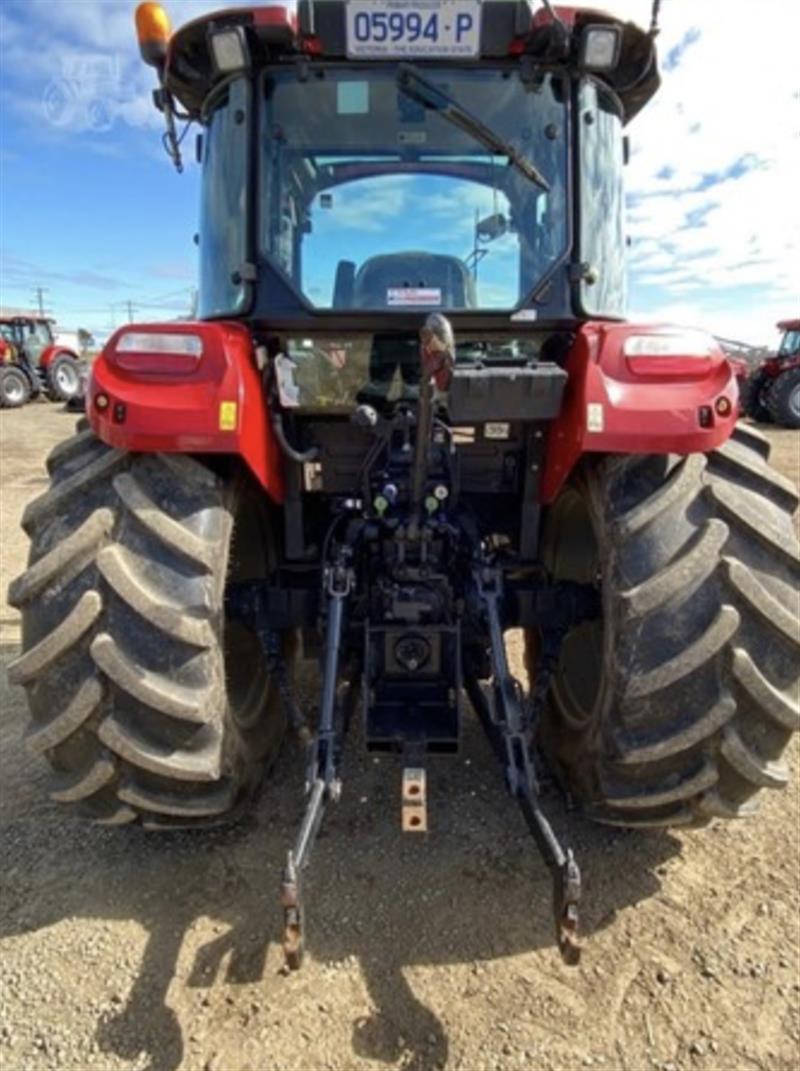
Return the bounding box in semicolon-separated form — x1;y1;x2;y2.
8;428;287;828
537;424;800;827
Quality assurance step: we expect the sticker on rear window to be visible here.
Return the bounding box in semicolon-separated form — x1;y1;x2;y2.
387;288;442;307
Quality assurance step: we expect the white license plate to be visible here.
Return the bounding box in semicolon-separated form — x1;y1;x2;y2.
346;0;481;59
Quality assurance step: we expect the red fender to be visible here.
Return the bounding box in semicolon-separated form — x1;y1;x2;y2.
541;322;738;503
39;345;80;369
88;321;285;503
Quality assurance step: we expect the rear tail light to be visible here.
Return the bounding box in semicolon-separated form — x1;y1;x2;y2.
623;333;716;359
209;26;250;74
116;331;204;357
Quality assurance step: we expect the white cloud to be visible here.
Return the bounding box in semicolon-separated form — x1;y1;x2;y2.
613;0;800;343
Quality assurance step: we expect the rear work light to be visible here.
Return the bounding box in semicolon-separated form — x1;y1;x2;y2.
580;25;622;71
209;26;250;74
116;332;204;357
623;333;717;359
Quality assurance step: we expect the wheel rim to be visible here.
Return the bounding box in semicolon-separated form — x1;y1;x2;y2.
789;383;800;420
54;362;79;396
3;376;25;404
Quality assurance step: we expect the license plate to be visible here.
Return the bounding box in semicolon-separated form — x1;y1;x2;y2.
346;0;481;59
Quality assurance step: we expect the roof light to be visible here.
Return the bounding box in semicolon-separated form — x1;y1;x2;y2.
209;26;250;74
580;25;621;71
623;333;716;359
135;2;171;68
116;332;204;357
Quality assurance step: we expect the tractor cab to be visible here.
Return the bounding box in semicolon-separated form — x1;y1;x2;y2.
138;0;658;337
0;316;56;363
777;318;800;359
132;0;663;442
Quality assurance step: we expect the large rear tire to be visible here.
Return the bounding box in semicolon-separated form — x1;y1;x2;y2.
8;428;288;828
536;424;799;827
765;368;800;429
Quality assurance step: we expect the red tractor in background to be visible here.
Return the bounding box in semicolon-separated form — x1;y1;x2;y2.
0;315;83;408
8;1;799;971
742;318;800;428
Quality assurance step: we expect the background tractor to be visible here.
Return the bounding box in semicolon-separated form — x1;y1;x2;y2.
0;314;83;408
8;0;799;970
741;318;800;427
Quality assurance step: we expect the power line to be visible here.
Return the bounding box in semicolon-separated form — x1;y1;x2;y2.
66;289;195;316
136;286;195;306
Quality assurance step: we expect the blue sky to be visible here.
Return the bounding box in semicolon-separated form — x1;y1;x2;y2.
1;0;797;344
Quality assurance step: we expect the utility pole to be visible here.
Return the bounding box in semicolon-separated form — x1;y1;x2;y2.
126;300;135;323
33;287;49;318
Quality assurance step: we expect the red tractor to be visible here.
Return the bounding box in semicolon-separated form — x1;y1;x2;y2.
742;318;800;427
0;315;83;408
9;1;799;970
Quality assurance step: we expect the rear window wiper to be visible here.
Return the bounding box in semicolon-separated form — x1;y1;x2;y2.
396;63;551;193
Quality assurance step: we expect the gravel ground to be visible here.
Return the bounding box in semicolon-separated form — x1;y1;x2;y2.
1;404;798;1071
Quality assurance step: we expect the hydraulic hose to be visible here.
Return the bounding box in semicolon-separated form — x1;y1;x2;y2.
270;409;320;464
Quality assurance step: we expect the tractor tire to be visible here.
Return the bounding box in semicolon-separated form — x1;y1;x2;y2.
765;368;800;429
0;366;32;408
8;428;289;828
739;369;772;423
45;354;82;402
536;424;799;828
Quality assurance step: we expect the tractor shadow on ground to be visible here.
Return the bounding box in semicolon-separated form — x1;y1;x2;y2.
1;649;681;1071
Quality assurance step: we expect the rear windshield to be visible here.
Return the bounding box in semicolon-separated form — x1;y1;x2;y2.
259;66;568;312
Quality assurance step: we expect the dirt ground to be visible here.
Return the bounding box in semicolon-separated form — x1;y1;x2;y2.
1;403;798;1071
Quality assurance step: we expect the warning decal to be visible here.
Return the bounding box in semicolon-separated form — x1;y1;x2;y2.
219;401;238;431
387;288;442;307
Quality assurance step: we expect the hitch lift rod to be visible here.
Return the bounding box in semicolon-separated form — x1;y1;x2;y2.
470;565;581;965
281;561;353;970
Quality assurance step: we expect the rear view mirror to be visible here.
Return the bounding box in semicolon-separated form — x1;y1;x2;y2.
476;213;508;243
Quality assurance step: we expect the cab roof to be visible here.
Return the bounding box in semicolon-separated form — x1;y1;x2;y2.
0;314;54;325
164;2;659;123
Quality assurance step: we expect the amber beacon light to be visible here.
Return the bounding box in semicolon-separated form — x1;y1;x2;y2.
135;2;172;68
